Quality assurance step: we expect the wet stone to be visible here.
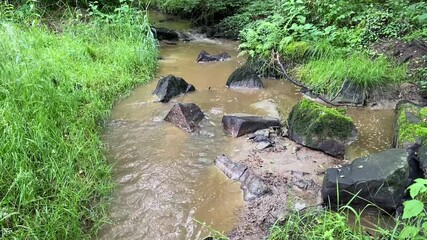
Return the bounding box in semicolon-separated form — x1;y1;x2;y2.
164;103;204;132
222;114;281;138
196;50;231;62
153;74;196;102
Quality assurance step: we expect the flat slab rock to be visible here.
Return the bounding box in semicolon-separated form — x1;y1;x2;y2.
222;114;281;138
322;148;423;212
215;155;270;201
164;103;204;132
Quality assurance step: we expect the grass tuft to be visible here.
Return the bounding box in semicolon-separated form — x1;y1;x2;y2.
299;53;407;97
0;5;157;239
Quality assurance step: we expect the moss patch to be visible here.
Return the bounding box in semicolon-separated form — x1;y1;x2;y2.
288;99;355;146
395;101;427;147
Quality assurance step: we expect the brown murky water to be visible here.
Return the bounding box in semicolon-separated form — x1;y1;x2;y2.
99;16;396;240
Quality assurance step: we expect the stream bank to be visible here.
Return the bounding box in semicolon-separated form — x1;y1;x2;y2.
98;13;403;238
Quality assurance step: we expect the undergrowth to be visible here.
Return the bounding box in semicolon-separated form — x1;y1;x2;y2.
299;54;407;97
0;2;157;239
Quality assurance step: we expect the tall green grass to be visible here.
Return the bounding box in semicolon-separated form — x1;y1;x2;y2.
299;53;407;97
0;4;157;239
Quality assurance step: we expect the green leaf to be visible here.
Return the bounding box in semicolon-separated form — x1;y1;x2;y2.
409;182;426;199
399;226;420;239
415;178;427;185
422;222;427;232
402;200;424;219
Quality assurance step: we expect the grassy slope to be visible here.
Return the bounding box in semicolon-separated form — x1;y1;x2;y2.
0;9;157;239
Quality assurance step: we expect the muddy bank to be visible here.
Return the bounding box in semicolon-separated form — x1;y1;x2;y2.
221;133;342;240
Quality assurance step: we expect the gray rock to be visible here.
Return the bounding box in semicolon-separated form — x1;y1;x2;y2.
321;149;423;212
222;114;281;138
215;155;247;181
153;75;196;102
215;155;270;201
196;50;231;62
240;170;270;201
226;66;263;89
287;99;357;158
256;141;272;150
164;103;204;132
331;80;366;106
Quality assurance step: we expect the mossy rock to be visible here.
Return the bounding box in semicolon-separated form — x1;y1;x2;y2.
393;100;427;148
287;99;357;158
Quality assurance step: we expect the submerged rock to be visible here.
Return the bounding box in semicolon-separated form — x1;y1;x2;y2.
153;74;196;102
215;155;270;201
287;99;357;158
222;114;281;138
164;103;204;132
226;66;263;89
196;50;231;62
321;149;423;212
151;27;179;41
215;154;247;181
394;100;427;177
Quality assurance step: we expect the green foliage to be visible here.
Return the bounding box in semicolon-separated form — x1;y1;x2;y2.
268;208;371;240
0;3;157;239
299;53;407;97
399;178;427;239
395;102;427;146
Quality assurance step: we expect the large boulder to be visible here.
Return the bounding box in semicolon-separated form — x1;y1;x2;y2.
153;75;196;102
164;103;204;132
394;100;427;176
151;27;179;41
321;149;423;212
226;66;263;89
196;50;231;62
222;114;281;137
287;99;357;158
215;155;270;201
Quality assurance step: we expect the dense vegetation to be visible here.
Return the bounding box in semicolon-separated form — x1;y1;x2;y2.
0;1;157;238
152;0;426;98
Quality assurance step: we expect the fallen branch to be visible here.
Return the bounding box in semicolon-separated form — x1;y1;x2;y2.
272;51;347;107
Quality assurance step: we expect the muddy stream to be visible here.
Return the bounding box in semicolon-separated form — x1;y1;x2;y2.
98;13;396;240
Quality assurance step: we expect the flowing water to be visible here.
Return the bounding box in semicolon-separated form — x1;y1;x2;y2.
99;14;396;240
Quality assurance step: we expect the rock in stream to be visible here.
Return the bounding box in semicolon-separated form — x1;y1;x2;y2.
196;50;231;62
153;74;196;102
164;103;204;132
222;114;281;138
215;155;270;201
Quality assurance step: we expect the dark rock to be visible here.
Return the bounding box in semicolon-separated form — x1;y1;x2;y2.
287;99;357;158
215;155;270;201
196;50;231;62
215;155;247;181
240;170;270;201
164;103;204;132
321;149;423;212
153;74;196;102
151;27;179;41
331;80;366;106
226;66;263;89
222;114;281;138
